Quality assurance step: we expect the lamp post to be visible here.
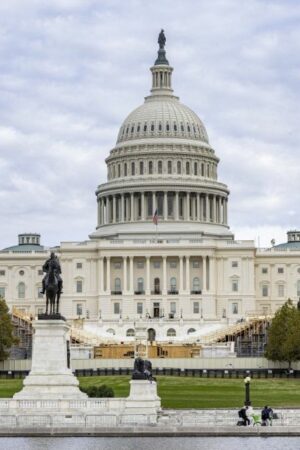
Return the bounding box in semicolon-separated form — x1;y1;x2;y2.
244;376;251;406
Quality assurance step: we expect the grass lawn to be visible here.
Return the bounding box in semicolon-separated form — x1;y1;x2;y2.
1;376;300;409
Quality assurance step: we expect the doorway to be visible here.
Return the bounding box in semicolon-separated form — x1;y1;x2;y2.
153;302;160;318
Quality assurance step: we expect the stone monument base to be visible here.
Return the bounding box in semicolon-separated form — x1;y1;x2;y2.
14;319;86;400
124;380;161;420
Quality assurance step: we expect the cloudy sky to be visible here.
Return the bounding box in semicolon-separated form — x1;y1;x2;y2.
0;0;299;249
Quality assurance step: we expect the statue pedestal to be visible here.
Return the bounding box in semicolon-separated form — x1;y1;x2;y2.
14;319;86;400
124;380;161;417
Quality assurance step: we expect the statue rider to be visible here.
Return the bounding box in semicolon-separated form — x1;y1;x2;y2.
40;252;63;295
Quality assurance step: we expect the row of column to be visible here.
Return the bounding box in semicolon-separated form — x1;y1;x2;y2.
99;255;213;295
97;192;228;226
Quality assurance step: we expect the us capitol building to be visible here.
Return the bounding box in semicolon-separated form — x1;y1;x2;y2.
1;33;300;343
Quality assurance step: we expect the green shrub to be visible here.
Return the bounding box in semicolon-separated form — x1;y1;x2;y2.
80;384;114;398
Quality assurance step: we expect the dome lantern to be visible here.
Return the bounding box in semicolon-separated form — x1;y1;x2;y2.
150;30;173;96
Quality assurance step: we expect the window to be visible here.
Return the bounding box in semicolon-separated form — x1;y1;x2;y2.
19;270;24;276
114;278;121;292
158;161;162;174
137;124;140;133
137;261;144;269
170;277;177;292
194;162;198;175
193;302;199;314
262;285;268;297
232;261;238;268
137;302;143;315
114;262;121;269
149;161;153;174
76;304;83;316
137;277;144;292
278;284;284;297
174;123;177;131
131;162;135;175
170;302;176;314
154;277;160;293
168;161;172;174
278;267;284;274
126;328;135;337
192;261;200;268
166;122;170;131
177;161;181;174
170;261;177;268
76;280;83;293
167;328;176;337
37;287;43;299
232;303;238;314
18;282;25;298
0;270;5;276
297;280;300;297
232;280;239;292
186;161;190;174
192;277;201;292
140;161;144;175
76;262;82;269
262;268;268;274
0;287;5;298
153;261;160;269
143;123;147;132
158;122;162;131
188;328;196;334
107;328;115;335
151;123;154;132
114;302;120;315
124;163;127;176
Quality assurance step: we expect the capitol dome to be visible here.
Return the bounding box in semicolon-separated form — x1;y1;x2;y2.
91;31;232;241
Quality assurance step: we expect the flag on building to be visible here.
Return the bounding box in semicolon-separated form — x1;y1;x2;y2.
152;209;158;225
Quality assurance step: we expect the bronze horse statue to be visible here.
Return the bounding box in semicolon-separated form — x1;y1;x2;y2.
45;259;61;315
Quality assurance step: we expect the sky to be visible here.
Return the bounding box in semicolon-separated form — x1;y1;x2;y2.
0;0;299;249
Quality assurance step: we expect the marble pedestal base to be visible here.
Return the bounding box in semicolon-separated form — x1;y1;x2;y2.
124;380;161;417
14;319;86;400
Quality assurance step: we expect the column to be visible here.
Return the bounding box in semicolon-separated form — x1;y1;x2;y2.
99;257;104;292
192;194;196;221
186;192;190;221
152;191;156;214
197;193;200;222
209;256;215;293
205;194;210;222
121;194;125;222
175;192;179;220
141;192;145;221
200;195;204;222
212;195;216;223
97;199;101;226
112;195;116;223
207;256;210;291
179;256;183;292
106;197;110;223
185;256;190;292
123;257;127;292
163;192;168;220
146;256;150;295
130;193;134;221
106;257;111;293
129;256;134;294
101;198;105;224
224;198;228;224
163;256;167;294
202;256;206;293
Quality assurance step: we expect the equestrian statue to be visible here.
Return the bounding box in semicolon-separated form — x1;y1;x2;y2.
40;252;63;316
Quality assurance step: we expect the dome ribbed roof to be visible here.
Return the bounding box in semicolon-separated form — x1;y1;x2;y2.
116;96;209;145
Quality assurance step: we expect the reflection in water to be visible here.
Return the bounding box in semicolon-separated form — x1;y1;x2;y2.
0;437;299;450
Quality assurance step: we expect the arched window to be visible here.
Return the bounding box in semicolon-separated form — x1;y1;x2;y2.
114;277;121;292
158;122;162;131
158;161;162;174
177;161;181;174
186;161;190;175
168;161;172;174
149;161;153;174
201;163;205;176
194;162;198;175
187;328;196;334
126;328;135;337
131;162;135;175
143;123;147;132
106;328;115;335
137;277;144;293
166;122;170;131
167;328;176;337
151;123;154;131
192;277;201;293
170;277;177;292
124;163;127;177
18;282;25;299
140;161;144;175
137;124;141;132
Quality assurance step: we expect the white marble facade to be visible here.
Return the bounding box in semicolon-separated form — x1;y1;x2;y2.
1;37;300;341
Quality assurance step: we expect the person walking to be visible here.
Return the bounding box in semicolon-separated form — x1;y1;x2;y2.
239;406;250;426
261;405;273;426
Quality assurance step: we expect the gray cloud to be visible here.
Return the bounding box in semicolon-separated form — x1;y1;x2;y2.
0;0;299;248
